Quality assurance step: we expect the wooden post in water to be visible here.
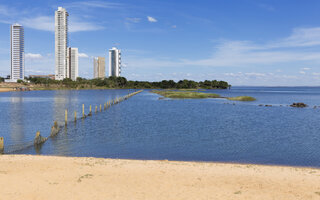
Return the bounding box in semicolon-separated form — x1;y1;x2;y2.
34;131;47;145
104;103;106;110
95;106;98;113
82;104;85;118
50;121;60;137
90;105;92;114
65;109;68;125
74;111;77;121
0;137;4;154
100;104;102;112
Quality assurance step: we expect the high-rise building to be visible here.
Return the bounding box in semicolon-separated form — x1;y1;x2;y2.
93;57;98;78
11;24;24;81
108;47;121;77
55;7;68;80
93;57;105;79
67;47;78;81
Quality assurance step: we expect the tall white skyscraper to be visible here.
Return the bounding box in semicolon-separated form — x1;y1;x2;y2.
11;24;24;81
67;47;78;81
108;47;121;77
55;7;68;80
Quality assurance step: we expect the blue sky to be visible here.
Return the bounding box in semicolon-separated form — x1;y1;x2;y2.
1;0;320;86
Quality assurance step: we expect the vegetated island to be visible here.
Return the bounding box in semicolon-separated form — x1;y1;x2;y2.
0;77;230;91
151;90;256;101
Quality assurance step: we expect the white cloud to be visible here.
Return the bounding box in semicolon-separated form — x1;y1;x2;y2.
312;72;320;76
25;53;43;59
78;53;89;58
124;26;320;75
126;18;141;23
65;1;123;9
24;54;55;75
69;18;104;32
20;16;54;31
224;72;240;77
0;4;105;32
172;25;177;28
276;27;320;47
223;72;267;79
180;27;320;67
19;15;104;32
299;71;306;74
244;72;266;77
301;67;311;70
147;16;157;23
181;40;320;67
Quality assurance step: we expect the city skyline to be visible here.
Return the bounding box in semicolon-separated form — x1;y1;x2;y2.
0;0;320;85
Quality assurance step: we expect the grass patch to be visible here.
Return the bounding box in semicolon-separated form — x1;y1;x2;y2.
151;90;220;99
152;90;256;101
177;89;199;91
227;96;256;101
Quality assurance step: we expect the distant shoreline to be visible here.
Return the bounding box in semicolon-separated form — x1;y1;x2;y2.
0;84;228;93
0;155;319;199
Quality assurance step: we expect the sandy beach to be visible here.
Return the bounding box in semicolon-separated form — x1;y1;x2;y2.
0;155;319;199
0;88;14;92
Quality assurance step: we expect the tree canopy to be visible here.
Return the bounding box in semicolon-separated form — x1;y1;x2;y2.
25;76;231;89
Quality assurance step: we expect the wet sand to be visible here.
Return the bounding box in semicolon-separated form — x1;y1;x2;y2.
0;155;319;200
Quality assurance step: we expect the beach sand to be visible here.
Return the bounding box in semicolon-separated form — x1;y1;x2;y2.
0;88;14;92
0;155;319;200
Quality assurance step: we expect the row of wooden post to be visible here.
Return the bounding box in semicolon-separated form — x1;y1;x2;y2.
0;90;143;154
64;90;143;125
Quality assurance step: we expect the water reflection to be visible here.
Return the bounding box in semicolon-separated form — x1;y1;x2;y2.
50;90;80;155
34;143;44;155
53;90;68;124
9;93;25;144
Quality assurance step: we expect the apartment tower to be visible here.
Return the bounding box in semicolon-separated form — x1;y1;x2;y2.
93;57;105;79
67;47;78;81
108;47;121;77
55;7;68;80
11;24;24;81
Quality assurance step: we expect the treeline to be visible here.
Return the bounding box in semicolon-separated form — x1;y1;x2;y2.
25;76;230;89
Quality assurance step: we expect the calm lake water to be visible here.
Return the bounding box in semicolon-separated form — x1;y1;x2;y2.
1;87;320;167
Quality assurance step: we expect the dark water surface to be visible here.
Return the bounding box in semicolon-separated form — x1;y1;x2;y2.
1;87;320;167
